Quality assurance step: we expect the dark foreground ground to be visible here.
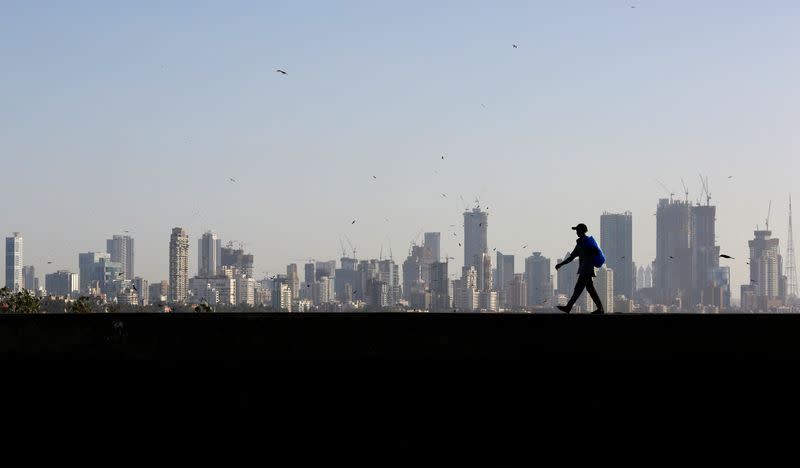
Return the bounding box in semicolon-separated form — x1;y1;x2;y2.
2;312;800;360
5;313;800;431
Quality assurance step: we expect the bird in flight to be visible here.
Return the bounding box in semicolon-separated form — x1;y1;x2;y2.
351;220;356;224
229;177;236;183
522;245;528;249
372;175;377;179
118;273;124;277
276;69;288;75
441;193;447;198
728;176;733;179
512;44;518;48
719;254;734;259
441;155;445;160
131;284;138;292
458;243;462;247
47;261;53;264
669;256;676;259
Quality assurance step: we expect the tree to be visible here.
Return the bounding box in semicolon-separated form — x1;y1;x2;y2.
0;287;41;314
69;296;93;314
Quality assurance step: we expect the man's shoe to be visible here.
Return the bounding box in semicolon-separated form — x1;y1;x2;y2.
591;309;605;314
557;305;571;314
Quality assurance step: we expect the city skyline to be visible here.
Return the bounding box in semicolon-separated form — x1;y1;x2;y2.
3;2;799;298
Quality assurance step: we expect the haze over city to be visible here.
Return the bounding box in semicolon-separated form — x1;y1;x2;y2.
3;1;799;302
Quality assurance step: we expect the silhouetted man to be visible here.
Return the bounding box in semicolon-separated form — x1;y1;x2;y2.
555;223;605;314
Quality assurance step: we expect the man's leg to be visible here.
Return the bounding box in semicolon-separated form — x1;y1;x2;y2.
565;276;588;311
584;277;604;312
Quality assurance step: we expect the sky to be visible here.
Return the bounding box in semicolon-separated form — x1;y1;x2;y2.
2;0;799;298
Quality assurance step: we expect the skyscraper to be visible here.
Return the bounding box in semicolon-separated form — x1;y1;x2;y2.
655;199;693;304
403;244;426;307
169;227;189;303
198;231;220;277
5;232;23;291
595;266;615;313
600;212;633;298
45;270;79;297
22;265;36;292
429;260;450;311
287;264;300;299
474;252;493;292
78;252;117;293
463;207;488;270
525;252;552;306
496;252;515;307
749;229;783;308
106;235;134;280
133;277;149;306
509;274;527;309
691;204;720;304
304;262;316;287
423;232;441;263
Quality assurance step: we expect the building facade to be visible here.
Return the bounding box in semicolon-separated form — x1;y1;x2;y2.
106;235;134;280
169;227;189;303
600;212;633;298
463;207;488;270
5;232;23;291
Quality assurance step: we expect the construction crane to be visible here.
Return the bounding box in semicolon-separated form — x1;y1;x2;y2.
698;173;712;206
343;234;357;259
680;178;689;203
338;237;347;258
766;200;772;232
655;179;675;202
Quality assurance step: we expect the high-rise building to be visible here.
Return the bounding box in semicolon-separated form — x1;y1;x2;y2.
749;229;783;309
335;257;359;302
169;227;189;303
691;205;720;304
509;274;527;309
5;232;23;291
45;270;79;297
272;280;292;312
22;265;36;292
304;262;316;287
133;277;149;306
474;252;493;292
403;244;426;307
423;232;441;263
287;264;300;299
198;231;220;277
378;259;400;305
787;195;798;300
78;252;121;295
429;260;450;311
595;266;615;313
463;207;488;270
221;246;254;278
315;260;336;281
600;212;633;298
106;235;134;280
525;252;552;306
190;276;235;305
149;280;169;305
655;199;693;304
496;252;515;306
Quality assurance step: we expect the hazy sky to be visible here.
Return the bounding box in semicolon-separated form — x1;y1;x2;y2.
2;1;799;297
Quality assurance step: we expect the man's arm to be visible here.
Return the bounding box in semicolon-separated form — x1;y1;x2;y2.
555;245;579;270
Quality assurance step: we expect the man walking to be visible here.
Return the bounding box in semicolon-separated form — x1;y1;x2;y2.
555;223;605;314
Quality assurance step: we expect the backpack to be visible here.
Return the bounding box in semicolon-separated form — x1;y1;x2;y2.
584;236;606;268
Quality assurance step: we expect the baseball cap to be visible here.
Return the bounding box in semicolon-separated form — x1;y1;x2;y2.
571;223;588;232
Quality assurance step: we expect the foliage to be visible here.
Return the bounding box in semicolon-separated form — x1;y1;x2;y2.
0;287;41;314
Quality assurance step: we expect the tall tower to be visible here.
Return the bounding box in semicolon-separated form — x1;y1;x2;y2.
107;235;134;280
5;232;23;292
600;212;633;298
787;195;798;299
198;231;220;277
655;199;693;304
169;227;189;303
463;207;488;270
